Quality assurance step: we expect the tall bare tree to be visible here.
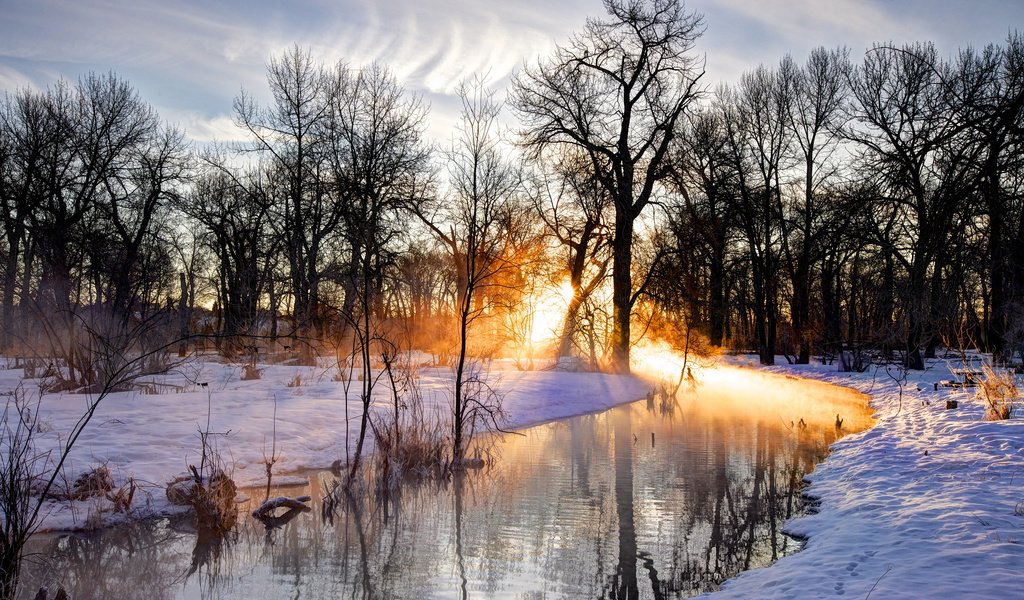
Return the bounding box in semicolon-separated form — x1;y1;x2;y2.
667;106;737;346
779;48;850;363
719;64;793;365
234;46;341;363
846;43;985;368
968;34;1024;358
512;0;705;372
527;150;611;360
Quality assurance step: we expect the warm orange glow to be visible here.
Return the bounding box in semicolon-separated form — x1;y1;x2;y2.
631;340;873;431
528;279;575;347
631;340;692;383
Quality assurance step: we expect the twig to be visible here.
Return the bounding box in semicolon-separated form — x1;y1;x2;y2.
864;565;892;600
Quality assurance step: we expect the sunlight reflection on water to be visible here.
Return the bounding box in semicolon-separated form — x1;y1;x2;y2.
20;368;872;599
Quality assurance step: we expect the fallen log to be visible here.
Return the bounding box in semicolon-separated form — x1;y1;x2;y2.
251;495;312;520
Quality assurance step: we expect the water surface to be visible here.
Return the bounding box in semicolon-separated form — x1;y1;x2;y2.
19;368;872;599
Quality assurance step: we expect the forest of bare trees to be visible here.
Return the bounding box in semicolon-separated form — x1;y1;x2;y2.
1;0;1022;393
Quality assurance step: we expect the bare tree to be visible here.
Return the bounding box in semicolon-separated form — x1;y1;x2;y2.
234;46;341;364
317;63;433;483
779;47;850;364
968;34;1024;358
177;168;274;356
0;90;49;351
430;80;522;463
512;0;705;372
719;64;794;365
666;105;738;346
846;43;985;368
327;63;432;327
100;124;188;321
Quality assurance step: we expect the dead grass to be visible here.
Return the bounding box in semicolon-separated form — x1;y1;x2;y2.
67;464;114;501
240;364;262;380
978;363;1018;421
187;466;238;534
372;412;447;485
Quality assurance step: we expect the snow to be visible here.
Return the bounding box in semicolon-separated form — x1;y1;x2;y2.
703;355;1024;600
0;355;649;532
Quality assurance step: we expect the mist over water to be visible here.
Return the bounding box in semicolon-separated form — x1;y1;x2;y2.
19;370;872;599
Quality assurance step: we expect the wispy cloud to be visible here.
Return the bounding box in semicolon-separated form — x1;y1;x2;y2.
1;0;1021;145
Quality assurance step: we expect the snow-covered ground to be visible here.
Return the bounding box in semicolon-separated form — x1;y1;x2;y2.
705;355;1024;600
0;355;649;531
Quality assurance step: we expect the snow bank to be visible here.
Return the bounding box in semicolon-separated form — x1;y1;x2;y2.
0;356;649;532
704;356;1024;600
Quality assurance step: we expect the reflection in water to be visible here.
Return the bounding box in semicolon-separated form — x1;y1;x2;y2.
19;369;872;599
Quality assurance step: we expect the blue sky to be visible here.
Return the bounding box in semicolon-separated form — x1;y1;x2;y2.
2;0;1022;144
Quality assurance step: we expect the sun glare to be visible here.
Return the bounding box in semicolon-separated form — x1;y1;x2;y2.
528;279;575;346
631;340;690;382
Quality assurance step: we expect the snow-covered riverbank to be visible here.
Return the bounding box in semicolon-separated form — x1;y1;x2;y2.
706;356;1024;600
2;356;648;532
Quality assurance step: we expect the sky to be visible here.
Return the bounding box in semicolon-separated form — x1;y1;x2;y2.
1;0;1023;146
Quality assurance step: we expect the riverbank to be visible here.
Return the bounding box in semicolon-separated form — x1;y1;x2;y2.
12;351;1024;598
2;356;648;532
706;356;1024;600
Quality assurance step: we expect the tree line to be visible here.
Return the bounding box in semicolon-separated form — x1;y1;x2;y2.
0;0;1021;377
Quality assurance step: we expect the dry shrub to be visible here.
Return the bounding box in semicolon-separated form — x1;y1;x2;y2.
372;412;447;483
241;364;262;380
169;408;239;534
66;465;114;501
106;478;136;513
188;466;238;534
978;363;1018;421
371;354;448;485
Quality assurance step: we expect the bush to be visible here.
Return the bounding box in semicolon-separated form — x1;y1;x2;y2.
978;363;1018;420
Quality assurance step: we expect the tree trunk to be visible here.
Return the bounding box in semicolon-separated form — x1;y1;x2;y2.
708;246;726;347
1;235;20;351
177;272;189;357
610;210;634;373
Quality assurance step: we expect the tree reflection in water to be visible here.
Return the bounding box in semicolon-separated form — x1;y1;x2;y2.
18;371;871;599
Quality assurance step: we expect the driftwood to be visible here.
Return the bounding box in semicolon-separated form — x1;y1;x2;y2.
256;507;307;529
251;495;312;520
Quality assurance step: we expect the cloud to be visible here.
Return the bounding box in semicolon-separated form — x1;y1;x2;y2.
0;63;39;93
160;110;244;144
695;0;1024;84
2;0;1022;146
